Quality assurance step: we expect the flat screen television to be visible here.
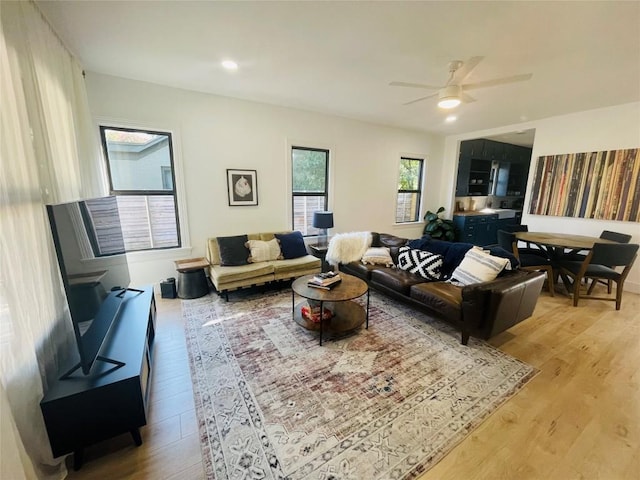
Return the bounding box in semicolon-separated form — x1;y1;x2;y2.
47;196;139;378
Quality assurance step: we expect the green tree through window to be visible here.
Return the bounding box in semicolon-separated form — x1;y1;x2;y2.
292;147;329;235
292;149;327;192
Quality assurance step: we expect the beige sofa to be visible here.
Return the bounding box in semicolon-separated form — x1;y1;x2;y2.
206;232;321;300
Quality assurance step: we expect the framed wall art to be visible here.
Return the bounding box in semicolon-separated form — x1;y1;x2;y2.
529;148;639;222
227;169;258;206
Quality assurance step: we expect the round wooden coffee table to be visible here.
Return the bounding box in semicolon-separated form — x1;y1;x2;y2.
291;273;370;346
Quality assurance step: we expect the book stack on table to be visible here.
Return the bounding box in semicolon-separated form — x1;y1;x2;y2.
307;271;342;290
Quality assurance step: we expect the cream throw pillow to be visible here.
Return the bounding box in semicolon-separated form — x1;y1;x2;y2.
245;239;283;263
448;246;510;286
361;247;394;267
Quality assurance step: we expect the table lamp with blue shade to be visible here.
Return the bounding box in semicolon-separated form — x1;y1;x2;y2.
312;211;333;247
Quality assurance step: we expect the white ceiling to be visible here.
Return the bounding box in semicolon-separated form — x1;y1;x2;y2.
37;1;640;140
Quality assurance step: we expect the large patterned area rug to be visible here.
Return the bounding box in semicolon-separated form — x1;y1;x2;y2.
183;289;536;480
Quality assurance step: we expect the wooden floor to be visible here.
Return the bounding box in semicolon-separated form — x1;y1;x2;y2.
67;284;640;480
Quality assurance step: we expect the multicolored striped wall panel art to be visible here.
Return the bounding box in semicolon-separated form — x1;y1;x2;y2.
529;148;640;222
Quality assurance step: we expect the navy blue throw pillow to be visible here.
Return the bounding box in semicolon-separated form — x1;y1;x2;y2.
441;242;474;279
275;231;307;259
407;234;433;251
217;235;249;266
408;235;453;258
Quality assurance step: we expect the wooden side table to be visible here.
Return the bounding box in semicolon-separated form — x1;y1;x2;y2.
174;258;210;299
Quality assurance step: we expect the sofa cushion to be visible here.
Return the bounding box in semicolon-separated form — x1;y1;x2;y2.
259;231;290;241
378;233;409;248
210;262;274;284
340;261;380;281
410;282;462;322
361;247;394;267
371;268;425;295
275;231;307;259
448;247;510;286
246;238;283;263
217;235;250;266
396;246;444;281
269;254;320;275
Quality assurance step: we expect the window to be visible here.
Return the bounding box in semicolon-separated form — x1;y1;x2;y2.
99;126;180;251
291;146;329;235
396;157;424;223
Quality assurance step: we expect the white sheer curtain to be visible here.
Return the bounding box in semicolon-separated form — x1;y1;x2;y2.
1;1;105;478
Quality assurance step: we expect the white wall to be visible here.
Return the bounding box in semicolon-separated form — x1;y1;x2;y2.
85;73;444;285
443;102;640;293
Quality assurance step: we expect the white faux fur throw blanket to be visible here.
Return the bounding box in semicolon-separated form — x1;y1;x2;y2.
326;231;372;266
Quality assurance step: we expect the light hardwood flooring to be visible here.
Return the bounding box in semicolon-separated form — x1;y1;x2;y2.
67;284;640;480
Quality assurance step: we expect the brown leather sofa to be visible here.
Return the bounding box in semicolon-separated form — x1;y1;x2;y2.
339;233;545;345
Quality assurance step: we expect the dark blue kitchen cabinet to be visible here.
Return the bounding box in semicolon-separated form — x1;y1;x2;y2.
453;214;499;246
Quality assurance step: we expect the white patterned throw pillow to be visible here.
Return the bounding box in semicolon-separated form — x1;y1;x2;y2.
396;246;443;281
448;246;510;286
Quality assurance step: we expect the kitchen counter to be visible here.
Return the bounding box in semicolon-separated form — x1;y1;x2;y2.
454;208;521;219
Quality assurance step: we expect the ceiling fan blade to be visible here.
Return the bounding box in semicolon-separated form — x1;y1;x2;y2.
461;92;476;103
403;92;438;105
463;73;533;90
389;81;443;90
450;56;484;84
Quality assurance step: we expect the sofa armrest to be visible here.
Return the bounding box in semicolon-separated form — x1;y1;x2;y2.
460;270;545;339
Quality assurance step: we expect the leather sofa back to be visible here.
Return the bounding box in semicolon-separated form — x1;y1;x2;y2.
373;233;409;263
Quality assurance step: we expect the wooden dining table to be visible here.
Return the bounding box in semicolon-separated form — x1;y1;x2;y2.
514;232;619;255
514;231;620;295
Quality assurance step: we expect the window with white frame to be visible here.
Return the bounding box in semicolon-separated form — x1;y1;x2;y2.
99;126;180;251
291;146;329;236
396;157;424;223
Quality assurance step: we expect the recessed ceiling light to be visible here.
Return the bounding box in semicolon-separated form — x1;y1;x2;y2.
445;115;457;123
221;60;238;70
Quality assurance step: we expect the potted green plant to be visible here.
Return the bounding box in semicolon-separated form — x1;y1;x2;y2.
423;207;456;241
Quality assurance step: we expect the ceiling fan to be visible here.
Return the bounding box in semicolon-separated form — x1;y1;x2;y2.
389;56;532;109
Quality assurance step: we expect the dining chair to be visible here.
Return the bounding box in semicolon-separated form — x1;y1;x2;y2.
600;230;633;243
567;230;633;292
501;224;543;251
559;243;638;310
497;230;554;296
501;224;528;233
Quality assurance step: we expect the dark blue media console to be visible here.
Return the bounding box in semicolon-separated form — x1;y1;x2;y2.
40;286;156;470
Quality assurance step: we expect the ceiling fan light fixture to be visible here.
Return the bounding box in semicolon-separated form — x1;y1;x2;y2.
437;85;461;109
438;97;461;109
221;60;238;70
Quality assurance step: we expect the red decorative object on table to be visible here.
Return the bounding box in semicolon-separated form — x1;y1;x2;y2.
301;305;333;323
